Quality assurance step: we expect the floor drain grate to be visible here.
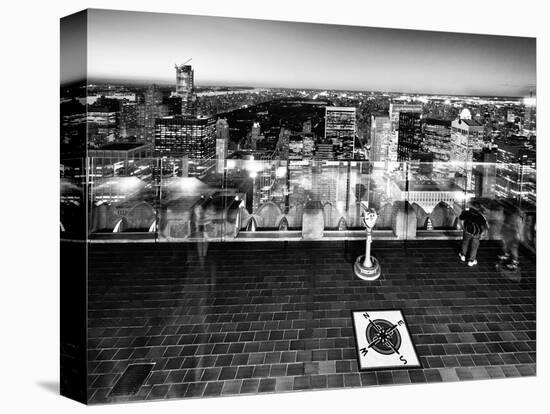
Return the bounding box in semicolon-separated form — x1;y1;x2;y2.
109;363;155;397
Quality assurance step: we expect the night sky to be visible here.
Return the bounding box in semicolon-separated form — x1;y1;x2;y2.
65;9;536;96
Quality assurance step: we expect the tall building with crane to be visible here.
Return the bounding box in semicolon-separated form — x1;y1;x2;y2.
174;59;196;116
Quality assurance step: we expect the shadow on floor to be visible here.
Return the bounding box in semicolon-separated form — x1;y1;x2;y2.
36;380;59;395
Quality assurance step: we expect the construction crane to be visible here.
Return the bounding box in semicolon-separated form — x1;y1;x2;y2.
175;58;192;68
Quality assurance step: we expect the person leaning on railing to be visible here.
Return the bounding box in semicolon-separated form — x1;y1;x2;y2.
458;205;488;267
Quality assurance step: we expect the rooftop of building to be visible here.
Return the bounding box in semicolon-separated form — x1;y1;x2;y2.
92;142;151;152
424;118;452;126
84;239;535;403
389;101;423;108
326;107;356;112
454;118;483;127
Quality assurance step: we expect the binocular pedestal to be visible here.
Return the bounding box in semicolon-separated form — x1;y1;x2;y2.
354;254;381;280
354;208;382;281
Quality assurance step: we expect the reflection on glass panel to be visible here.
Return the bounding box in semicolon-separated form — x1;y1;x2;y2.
225;158;284;232
89;158;157;237
60;158;86;239
158;157;237;242
63;157;535;252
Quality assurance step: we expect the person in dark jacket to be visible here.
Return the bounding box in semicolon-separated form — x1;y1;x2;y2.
458;206;488;267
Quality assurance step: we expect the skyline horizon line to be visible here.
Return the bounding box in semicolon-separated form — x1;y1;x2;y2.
63;76;535;100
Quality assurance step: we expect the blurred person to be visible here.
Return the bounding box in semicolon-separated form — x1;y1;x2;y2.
498;205;523;271
193;198;211;268
458;205;488;267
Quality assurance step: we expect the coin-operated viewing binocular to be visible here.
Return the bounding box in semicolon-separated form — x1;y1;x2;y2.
354;207;382;280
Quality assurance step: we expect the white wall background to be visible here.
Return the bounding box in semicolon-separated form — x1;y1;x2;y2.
0;0;547;412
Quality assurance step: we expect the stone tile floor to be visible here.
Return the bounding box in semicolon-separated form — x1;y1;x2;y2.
86;240;536;404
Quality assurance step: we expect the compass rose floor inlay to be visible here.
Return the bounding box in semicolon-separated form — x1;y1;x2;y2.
352;310;421;370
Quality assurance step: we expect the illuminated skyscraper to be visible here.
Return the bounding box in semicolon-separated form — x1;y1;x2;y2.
141;84;168;144
450;117;484;164
324;107;356;160
422;118;452;162
119;101;138;139
369;113;392;162
387;102;423;163
154;115;216;159
251;122;261;150
496;140;536;206
215;118;230;173
450;115;485;191
175;63;196;115
216;118;230;140
175;63;193;96
389;102;423;132
397;112;422;162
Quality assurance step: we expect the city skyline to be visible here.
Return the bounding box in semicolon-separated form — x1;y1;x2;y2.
62;9;536;97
